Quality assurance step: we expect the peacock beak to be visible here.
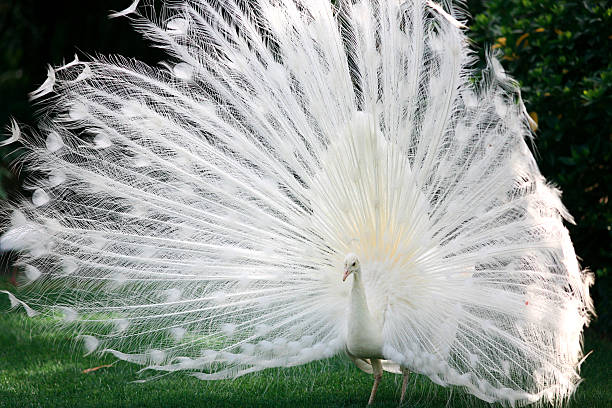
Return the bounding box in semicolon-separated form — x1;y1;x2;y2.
342;269;350;282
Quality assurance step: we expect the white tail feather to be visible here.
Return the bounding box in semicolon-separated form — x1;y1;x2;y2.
0;118;20;146
109;0;140;19
29;65;56;100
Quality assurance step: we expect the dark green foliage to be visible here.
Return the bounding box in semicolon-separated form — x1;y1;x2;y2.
469;0;611;334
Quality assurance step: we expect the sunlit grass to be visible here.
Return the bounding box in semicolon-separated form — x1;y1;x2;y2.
0;294;610;407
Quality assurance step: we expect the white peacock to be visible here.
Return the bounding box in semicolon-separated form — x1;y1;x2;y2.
1;0;593;406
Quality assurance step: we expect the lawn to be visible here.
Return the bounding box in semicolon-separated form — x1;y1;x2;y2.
0;306;610;407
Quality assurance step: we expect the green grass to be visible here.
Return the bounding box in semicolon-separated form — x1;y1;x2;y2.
0;312;610;408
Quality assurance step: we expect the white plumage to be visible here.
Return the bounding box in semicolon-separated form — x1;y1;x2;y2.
2;0;593;406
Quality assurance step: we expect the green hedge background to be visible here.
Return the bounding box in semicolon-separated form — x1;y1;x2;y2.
0;0;610;334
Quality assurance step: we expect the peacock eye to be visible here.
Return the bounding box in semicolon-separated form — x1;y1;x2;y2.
352;262;356;266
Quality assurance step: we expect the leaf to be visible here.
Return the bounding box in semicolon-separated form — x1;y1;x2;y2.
516;33;530;46
529;112;539;131
492;36;507;49
82;364;113;374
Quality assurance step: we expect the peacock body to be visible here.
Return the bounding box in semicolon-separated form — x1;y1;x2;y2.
1;0;593;406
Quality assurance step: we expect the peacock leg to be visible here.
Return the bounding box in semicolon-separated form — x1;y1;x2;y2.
400;366;410;404
368;359;383;405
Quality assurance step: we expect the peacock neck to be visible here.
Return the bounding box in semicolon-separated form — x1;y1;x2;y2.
350;272;370;315
347;269;384;358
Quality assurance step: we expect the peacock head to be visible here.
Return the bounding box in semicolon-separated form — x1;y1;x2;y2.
342;253;360;281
